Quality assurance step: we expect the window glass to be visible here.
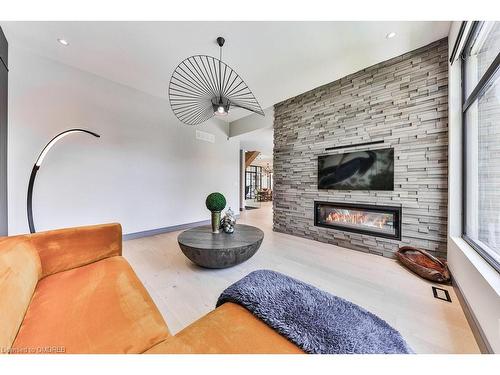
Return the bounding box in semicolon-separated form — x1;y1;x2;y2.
464;72;500;266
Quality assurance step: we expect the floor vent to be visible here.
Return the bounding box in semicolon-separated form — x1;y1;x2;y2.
432;286;452;302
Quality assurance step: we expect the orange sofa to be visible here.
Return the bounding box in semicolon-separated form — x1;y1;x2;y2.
0;223;303;354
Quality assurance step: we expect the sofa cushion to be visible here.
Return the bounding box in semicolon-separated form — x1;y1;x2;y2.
144;302;304;354
31;223;122;279
11;256;170;354
0;237;42;353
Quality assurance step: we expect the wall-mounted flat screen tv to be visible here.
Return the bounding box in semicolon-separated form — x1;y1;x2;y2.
318;148;394;190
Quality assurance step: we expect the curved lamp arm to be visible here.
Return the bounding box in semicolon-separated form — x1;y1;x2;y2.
27;129;100;233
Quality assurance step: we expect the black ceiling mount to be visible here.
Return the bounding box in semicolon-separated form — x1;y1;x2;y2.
168;37;264;126
216;37;225;47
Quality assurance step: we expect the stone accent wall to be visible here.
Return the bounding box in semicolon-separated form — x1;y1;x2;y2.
273;38;449;259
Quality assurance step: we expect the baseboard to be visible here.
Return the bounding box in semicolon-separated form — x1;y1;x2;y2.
452;276;493;353
123;214;240;241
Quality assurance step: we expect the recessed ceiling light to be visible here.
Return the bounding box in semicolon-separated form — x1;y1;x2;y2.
386;32;396;39
57;38;69;46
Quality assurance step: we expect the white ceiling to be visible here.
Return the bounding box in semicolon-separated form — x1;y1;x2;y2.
1;21;450;122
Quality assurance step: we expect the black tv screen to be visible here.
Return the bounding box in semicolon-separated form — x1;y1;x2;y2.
318;148;394;190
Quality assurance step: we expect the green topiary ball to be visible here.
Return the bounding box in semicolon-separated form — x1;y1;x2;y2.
205;192;226;212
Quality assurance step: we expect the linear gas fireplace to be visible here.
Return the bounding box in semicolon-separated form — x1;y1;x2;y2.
314;201;402;240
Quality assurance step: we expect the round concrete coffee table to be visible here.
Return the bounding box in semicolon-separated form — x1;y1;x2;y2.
178;224;264;269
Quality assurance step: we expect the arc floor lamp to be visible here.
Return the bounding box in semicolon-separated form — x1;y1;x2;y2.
27;129;100;233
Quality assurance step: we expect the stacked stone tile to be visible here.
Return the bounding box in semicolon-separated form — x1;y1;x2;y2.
273;38;449;259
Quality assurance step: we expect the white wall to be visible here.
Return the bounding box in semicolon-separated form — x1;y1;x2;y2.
447;22;500;353
229;107;274;138
8;46;240;235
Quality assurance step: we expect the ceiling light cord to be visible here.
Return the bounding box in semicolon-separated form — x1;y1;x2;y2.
219;41;223;99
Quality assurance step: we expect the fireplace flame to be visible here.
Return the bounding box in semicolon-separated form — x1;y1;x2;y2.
325;211;389;229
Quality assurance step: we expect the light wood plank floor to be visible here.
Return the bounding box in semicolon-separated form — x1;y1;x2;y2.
123;202;480;354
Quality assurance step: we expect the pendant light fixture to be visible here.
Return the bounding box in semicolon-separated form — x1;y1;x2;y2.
168;36;264;125
263;162;273;175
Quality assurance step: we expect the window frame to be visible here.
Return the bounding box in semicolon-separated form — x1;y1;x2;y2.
461;21;500;273
245;165;263;199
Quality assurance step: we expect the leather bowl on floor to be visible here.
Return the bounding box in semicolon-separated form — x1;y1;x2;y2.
396;246;450;283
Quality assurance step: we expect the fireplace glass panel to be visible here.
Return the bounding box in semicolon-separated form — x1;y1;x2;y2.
315;202;401;240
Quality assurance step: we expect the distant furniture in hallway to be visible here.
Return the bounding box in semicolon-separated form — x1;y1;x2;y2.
256;188;272;202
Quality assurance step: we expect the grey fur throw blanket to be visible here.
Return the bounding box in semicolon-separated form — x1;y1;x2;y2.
216;269;413;354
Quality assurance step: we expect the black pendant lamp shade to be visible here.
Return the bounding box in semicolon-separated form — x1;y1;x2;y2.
168;37;264;125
